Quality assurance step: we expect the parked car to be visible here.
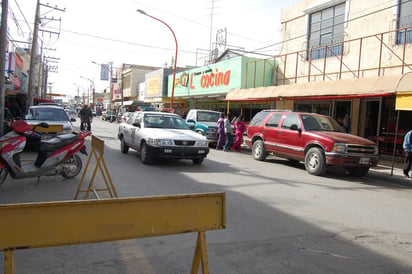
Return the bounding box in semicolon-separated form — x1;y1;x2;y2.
103;110;117;121
185;109;222;144
120;112;134;123
24;105;76;140
245;110;379;176
118;111;209;164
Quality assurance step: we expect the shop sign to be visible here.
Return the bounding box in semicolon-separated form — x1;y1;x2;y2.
146;74;162;96
170;57;243;97
175;69;231;90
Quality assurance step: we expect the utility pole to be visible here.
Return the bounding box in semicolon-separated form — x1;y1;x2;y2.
109;62;113;110
27;0;40;109
27;1;64;109
0;0;8;136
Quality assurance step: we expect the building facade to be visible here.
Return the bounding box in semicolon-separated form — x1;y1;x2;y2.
226;0;412;160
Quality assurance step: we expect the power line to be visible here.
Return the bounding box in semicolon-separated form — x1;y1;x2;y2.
55;27;198;55
12;0;33;37
129;0;273;47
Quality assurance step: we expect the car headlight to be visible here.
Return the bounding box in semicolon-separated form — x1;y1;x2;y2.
195;140;209;147
332;144;347;153
148;138;173;146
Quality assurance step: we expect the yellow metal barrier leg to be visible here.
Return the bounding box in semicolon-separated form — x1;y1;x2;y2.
191;231;209;274
5;250;14;274
74;136;118;200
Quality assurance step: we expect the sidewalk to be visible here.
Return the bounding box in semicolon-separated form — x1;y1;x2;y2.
369;155;409;180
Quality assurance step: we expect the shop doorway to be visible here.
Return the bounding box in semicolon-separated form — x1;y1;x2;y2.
334;101;351;133
360;99;381;139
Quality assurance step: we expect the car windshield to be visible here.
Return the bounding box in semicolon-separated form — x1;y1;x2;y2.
143;114;190;130
301;114;344;132
197;111;220;122
25;108;70;121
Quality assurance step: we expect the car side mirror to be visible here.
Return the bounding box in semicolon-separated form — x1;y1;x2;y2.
186;120;195;127
133;122;141;128
71;118;76;122
290;124;301;132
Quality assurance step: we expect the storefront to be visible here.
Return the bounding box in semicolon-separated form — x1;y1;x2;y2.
167;56;275;117
226;73;412;159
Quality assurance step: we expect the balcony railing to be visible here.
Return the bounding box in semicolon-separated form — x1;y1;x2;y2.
243;26;412;88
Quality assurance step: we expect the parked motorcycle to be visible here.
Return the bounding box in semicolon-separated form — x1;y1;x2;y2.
0;118;91;186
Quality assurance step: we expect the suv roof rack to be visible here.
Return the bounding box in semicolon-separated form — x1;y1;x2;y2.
261;109;292;112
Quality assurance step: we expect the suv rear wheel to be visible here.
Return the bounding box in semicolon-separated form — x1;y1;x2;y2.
252;140;267;161
305;147;327;176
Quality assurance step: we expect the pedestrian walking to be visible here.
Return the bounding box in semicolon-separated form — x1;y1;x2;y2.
231;116;247;152
403;129;412;178
79;104;93;131
223;114;233;151
216;113;226;150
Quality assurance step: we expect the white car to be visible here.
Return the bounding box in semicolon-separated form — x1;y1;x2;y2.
24;105;76;140
117;111;209;164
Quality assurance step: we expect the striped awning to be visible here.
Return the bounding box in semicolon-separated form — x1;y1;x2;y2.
226;72;412;101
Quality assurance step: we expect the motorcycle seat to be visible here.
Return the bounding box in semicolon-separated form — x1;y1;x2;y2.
38;134;78;153
35;134;79;168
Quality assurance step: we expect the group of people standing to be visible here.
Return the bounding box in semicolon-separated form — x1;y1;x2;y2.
79;104;93;131
216;113;247;152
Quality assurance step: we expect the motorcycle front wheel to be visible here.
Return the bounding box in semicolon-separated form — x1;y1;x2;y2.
61;154;83;179
0;168;8;186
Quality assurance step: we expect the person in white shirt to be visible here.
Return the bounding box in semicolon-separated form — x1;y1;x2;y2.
223;115;233;151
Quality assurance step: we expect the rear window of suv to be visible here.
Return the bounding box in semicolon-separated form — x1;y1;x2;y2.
249;111;271;126
266;113;283;127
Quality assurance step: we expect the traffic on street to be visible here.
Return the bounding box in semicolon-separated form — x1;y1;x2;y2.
2;1;412;272
0;117;411;273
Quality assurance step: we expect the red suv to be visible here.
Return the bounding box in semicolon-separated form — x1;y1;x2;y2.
245;110;379;176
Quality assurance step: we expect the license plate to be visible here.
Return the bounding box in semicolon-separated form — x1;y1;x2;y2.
359;158;370;165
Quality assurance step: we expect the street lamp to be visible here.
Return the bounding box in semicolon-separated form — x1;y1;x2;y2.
137;9;178;109
80;76;95;109
73;83;87;104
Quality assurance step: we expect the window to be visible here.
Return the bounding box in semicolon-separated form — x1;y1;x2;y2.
281;114;301;130
397;0;412;44
308;2;345;60
249;111;271;126
265;113;283;128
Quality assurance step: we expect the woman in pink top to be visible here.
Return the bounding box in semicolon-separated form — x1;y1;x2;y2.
232;116;247;152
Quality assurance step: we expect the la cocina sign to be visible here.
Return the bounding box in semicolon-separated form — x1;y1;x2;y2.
177;68;231;90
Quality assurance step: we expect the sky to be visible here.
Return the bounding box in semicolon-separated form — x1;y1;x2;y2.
8;0;301;100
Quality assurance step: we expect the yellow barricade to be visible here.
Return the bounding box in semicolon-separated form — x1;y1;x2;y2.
75;135;118;199
0;192;226;274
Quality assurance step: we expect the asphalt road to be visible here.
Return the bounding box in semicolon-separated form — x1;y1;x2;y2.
1;117;412;273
